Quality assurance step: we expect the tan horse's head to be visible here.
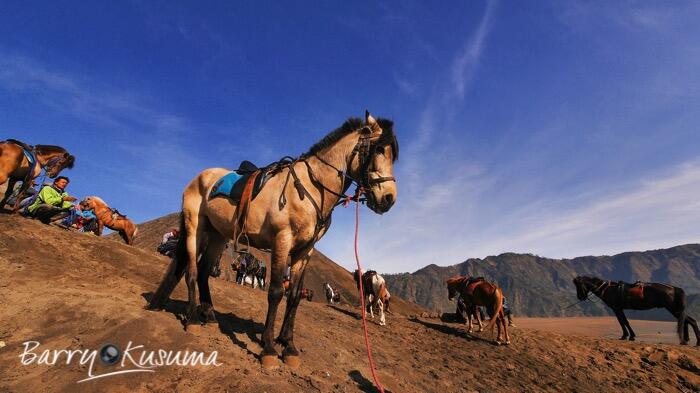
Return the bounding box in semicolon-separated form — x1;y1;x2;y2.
34;145;76;178
355;111;399;214
47;152;76;178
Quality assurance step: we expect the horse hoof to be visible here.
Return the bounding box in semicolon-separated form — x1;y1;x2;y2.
680;341;689;346
283;355;301;368
629;337;635;342
185;323;202;333
261;355;279;369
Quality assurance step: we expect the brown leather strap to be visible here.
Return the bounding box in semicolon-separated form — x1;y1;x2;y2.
232;171;260;242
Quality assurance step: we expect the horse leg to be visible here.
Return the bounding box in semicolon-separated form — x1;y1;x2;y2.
197;232;227;325
475;308;484;332
666;307;690;345
0;177;16;210
182;210;206;330
619;310;636;341
378;299;386;326
277;246;313;367
685;316;700;346
613;309;629;340
261;231;292;368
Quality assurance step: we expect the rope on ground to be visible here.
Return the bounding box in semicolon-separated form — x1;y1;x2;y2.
353;189;385;393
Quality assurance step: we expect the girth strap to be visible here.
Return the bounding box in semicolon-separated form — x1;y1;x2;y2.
232;170;260;247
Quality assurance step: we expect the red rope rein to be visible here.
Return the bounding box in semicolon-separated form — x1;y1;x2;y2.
352;189;385;393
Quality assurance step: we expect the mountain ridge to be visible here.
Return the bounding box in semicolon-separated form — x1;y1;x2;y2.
384;244;700;320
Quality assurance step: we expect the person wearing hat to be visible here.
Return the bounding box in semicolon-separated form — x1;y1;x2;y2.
28;176;77;224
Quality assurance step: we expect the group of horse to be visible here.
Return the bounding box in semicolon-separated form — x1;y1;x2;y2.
0;139;138;244
5;112;698;373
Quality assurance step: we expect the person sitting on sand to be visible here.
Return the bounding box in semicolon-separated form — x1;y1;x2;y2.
68;201;97;232
27;176;77;224
157;228;180;257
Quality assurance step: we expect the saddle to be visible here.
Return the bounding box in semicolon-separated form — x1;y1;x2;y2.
464;276;485;297
209;160;289;204
618;281;645;307
5;139;38;183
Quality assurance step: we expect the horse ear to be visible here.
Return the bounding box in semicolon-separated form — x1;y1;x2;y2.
364;110;383;137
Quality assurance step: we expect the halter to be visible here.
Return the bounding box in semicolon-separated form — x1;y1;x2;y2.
277;124;397;247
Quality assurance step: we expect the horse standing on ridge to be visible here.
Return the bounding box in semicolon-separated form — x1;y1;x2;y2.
354;270;392;326
446;276;510;345
573;276;700;345
82;196;138;245
147;112;398;368
0;139;75;212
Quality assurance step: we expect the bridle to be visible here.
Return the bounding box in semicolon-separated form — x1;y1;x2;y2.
312;125;396;204
278;124;397;246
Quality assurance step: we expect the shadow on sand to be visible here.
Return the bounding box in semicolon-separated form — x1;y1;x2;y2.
349;370;392;393
408;317;496;344
142;292;264;358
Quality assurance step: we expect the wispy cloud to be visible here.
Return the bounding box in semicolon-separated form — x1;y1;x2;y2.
451;0;498;98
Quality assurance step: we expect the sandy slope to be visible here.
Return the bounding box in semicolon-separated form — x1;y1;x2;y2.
1;214;700;393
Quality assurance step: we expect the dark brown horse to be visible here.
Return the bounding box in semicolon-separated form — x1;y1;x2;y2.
447;276;509;344
0;140;75;212
573;276;699;345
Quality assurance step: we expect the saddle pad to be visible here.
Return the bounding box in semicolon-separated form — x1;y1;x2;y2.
628;286;644;301
465;281;481;296
209;172;243;200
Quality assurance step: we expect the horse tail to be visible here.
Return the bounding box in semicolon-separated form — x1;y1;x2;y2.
675;287;687;343
147;212;187;310
483;285;504;334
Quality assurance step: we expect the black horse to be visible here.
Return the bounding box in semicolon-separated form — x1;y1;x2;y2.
573;276;699;345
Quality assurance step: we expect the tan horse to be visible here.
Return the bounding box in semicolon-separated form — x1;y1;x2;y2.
0;140;75;211
82;196;138;245
147;112;398;368
446;276;510;345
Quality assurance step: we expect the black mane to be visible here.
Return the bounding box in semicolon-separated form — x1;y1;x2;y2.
305;117;399;161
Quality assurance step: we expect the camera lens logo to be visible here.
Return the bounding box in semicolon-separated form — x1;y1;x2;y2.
99;344;120;366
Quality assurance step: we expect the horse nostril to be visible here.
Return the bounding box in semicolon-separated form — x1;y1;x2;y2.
382;194;394;207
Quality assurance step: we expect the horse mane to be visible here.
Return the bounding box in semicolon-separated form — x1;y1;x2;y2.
446;276;467;286
87;196;108;206
305;117;399;161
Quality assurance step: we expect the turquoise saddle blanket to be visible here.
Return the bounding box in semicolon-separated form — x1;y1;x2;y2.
209;172;242;200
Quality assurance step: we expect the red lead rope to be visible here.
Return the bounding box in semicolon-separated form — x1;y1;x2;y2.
353;189;385;393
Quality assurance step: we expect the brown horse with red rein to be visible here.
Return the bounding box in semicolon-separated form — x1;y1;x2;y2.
446;276;510;345
0;139;75;212
573;276;700;345
147;112;398;368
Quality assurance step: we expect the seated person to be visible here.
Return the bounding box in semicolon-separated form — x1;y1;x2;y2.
27;176;77;224
157;228;180;257
68;201;97;232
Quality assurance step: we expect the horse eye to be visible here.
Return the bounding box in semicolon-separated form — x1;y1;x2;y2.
375;145;385;155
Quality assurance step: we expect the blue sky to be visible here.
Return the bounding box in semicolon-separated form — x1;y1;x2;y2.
2;1;700;273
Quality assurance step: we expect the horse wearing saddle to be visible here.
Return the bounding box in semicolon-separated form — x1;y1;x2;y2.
209;159;293;248
463;276;485;298
617;281;646;308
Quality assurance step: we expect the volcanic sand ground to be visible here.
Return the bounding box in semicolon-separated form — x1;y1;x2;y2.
2;214;700;392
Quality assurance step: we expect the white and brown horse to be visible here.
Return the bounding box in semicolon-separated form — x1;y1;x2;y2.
147;112;398;368
354;270;392;326
82;196;138;245
323;282;341;304
0;140;75;212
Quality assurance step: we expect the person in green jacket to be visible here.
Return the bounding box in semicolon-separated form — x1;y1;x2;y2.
28;176;77;224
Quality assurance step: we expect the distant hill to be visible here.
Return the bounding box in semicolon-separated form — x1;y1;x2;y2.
384;245;700;320
129;213;428;316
